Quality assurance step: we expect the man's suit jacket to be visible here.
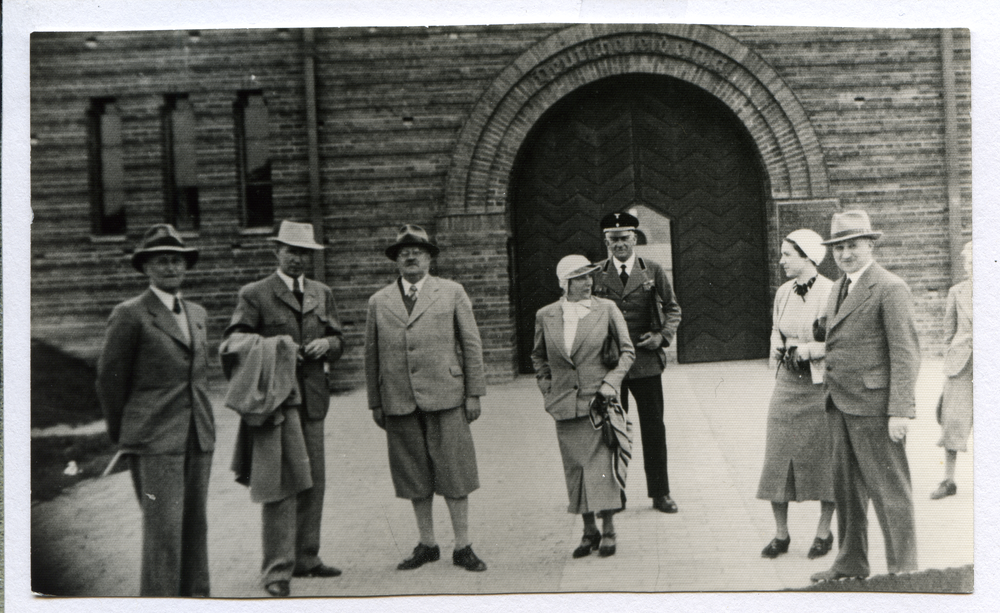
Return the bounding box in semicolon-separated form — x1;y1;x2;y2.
365;275;486;415
823;263;920;418
531;298;636;420
96;289;215;455
225;273;344;420
593;257;681;379
943;279;972;377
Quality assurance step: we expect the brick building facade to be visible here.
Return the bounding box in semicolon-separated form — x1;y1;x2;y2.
29;24;972;388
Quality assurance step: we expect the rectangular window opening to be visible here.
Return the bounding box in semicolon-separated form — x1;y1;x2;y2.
87;98;126;235
162;94;200;231
234;91;274;228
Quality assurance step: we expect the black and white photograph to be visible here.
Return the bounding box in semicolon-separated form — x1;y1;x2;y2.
5;1;997;611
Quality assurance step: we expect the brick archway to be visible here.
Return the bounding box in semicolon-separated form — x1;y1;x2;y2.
443;24;831;216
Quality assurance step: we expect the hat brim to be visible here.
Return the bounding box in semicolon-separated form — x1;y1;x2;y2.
561;264;601;280
386;241;440;260
821;231;883;245
131;247;199;271
269;237;325;250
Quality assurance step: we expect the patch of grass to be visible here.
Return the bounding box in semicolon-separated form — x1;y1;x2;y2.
793;565;973;593
31;338;103;429
31;433;125;502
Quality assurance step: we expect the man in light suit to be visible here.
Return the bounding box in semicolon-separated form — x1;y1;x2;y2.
96;224;215;597
225;220;345;597
365;224;488;572
592;211;682;513
811;210;921;582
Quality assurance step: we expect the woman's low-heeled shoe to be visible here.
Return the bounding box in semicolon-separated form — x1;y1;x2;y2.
761;536;791;558
807;533;834;559
572;530;602;558
930;480;957;500
598;532;617;557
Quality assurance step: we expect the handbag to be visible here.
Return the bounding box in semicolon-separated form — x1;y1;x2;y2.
601;328;620;369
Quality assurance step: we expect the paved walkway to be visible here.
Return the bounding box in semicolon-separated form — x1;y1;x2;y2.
31;359;972;598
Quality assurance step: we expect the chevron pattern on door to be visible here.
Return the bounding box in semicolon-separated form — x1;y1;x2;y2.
511;75;770;369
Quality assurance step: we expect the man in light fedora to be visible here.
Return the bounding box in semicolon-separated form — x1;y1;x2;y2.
225;220;345;597
364;224;489;572
96;224;215;596
810;210;920;582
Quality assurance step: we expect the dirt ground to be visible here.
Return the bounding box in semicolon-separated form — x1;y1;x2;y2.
29;360;974;600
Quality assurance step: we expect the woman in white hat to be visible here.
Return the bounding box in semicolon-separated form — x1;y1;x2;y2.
531;255;635;558
756;229;837;560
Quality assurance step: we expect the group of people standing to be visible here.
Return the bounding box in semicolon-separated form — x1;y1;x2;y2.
94;206;970;598
755;211;973;584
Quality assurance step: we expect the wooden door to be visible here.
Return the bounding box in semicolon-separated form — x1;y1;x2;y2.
511;74;770;369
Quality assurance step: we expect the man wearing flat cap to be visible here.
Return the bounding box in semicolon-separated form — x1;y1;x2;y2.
364;224;489;573
225;220;345;597
96;224;215;596
593;211;683;514
811;210;920;583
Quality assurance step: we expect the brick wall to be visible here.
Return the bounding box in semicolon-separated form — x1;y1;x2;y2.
29;25;971;389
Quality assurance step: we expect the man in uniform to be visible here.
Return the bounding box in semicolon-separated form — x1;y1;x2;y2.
810;210;920;582
364;224;488;573
96;224;214;596
592;211;683;513
225;220;345;597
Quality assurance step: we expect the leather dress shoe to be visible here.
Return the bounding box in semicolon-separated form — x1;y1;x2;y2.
810;568;867;583
398;543;441;570
572;530;602;558
930;479;957;500
760;535;790;558
265;580;290;597
652;496;678;513
807;533;834;559
598;532;617;557
293;563;342;578
452;545;487;571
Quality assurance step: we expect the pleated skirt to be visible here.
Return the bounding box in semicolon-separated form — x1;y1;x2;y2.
555;416;622;514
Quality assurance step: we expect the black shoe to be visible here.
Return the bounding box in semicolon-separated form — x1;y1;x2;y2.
452;545;487;571
293;563;342;578
807;533;834;559
810;568;867;583
265;580;290;597
930;480;957;500
652;496;678;513
572;530;602;558
598;532;617;557
397;543;440;570
761;536;791;558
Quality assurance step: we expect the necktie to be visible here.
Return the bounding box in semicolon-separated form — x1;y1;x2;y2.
404;285;418;315
835;277;851;313
620;264;629;288
293;277;304;305
793;276;816;299
172;296;182;314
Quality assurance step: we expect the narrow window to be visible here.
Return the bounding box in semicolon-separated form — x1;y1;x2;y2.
87;98;126;235
162;94;200;231
233;91;273;228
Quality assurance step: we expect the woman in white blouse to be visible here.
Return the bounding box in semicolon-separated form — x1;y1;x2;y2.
756;230;837;560
532;255;635;559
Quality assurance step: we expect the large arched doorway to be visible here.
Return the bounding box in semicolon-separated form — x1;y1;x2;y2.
510;74;771;370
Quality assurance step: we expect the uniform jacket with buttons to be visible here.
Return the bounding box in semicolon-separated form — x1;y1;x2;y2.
96;289;215;455
593;257;682;379
822;263;920;418
225;272;344;420
531;297;635;420
365;275;486;416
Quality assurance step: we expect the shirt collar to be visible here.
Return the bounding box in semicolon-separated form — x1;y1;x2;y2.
149;285;181;311
612;253;636;275
276;268;306;292
846;260;874;286
400;275;428;295
561;297;593;310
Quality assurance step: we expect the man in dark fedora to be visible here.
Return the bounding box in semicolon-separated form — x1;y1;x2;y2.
225;220;345;597
810;210;920;582
592;211;683;514
96;224;215;596
364;224;489;572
